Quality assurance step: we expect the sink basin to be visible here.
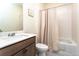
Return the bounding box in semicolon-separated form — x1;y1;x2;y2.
0;33;36;42
0;34;29;40
0;32;36;49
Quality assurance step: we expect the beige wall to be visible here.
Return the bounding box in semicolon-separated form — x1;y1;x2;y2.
23;3;41;34
0;3;23;32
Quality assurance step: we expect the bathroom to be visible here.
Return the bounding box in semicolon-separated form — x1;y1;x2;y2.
0;3;79;56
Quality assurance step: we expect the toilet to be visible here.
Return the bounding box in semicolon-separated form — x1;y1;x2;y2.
36;43;48;56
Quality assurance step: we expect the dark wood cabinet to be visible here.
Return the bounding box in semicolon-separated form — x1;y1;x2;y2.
15;43;36;56
0;36;36;56
24;43;36;56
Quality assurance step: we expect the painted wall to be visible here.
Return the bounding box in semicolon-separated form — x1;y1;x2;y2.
23;3;42;34
0;3;23;32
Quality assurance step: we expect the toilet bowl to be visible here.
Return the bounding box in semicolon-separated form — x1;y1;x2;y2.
36;43;48;56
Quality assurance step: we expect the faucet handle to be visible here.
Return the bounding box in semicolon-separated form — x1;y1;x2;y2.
11;33;15;36
8;33;10;36
8;33;15;36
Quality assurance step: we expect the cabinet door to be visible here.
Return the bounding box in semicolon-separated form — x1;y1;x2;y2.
14;49;24;56
15;43;36;56
24;43;36;56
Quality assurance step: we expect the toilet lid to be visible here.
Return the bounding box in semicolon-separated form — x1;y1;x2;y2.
36;43;48;49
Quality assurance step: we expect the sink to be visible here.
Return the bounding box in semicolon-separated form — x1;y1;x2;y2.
0;33;35;41
0;32;36;49
0;34;29;40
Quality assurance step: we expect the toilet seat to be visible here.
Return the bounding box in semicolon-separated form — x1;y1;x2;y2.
36;43;48;49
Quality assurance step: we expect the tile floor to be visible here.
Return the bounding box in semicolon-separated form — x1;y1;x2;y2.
46;45;79;56
46;50;73;56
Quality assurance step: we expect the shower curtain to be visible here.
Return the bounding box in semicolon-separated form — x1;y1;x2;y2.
38;9;59;52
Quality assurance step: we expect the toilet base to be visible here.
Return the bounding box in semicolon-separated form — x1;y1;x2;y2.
36;43;48;56
38;52;46;56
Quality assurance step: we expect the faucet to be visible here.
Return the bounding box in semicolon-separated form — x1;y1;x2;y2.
0;29;2;32
8;33;15;36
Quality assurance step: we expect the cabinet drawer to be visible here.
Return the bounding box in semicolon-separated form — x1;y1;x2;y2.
0;37;35;56
15;43;36;56
24;43;36;56
14;48;25;56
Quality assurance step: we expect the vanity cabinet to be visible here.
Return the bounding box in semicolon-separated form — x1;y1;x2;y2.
0;36;36;56
15;43;35;56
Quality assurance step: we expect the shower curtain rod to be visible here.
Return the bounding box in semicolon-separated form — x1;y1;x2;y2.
40;3;73;11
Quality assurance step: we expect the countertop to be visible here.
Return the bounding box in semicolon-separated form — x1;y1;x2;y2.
0;33;36;49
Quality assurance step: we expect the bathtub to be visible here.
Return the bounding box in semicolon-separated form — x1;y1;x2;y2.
59;39;78;55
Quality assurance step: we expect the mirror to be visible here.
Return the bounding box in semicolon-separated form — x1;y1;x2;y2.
0;3;23;32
